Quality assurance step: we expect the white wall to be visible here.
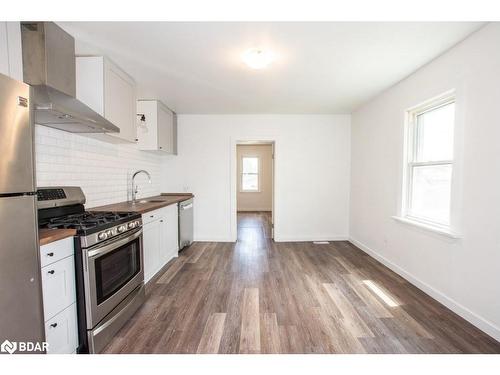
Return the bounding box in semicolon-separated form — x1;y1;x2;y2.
35;126;164;208
350;23;500;341
237;144;273;212
161;115;351;242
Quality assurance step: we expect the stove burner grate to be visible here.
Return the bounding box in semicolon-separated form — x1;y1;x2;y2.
41;211;137;231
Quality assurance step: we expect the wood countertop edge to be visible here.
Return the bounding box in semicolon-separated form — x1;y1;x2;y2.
38;194;193;245
39;228;76;246
160;193;194;197
89;193;194;215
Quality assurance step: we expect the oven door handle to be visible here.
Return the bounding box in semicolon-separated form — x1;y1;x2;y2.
87;229;142;258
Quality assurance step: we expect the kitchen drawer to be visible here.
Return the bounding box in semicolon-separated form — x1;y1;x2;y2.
142;208;166;225
45;303;78;354
41;255;76;321
40;237;74;267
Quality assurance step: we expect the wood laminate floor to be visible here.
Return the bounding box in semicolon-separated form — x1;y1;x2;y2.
103;211;500;354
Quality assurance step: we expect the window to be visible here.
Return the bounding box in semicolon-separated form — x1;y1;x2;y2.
241;156;260;192
403;95;455;228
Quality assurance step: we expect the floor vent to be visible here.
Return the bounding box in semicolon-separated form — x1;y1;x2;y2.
313;241;330;245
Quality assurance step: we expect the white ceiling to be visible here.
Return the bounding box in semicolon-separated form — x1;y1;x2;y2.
58;22;484;114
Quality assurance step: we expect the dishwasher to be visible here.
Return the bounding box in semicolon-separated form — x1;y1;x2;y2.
179;198;194;250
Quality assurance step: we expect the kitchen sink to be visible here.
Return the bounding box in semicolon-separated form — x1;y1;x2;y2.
137;199;166;204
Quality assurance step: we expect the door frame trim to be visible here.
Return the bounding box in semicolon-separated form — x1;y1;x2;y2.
230;137;276;242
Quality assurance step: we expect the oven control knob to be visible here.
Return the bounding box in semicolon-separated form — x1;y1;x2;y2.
118;225;126;233
106;230;112;237
98;232;107;240
135;220;141;227
128;222;136;229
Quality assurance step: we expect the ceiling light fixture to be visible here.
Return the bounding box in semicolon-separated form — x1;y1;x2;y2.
242;48;275;69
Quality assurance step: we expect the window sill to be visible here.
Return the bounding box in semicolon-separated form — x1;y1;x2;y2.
391;216;461;239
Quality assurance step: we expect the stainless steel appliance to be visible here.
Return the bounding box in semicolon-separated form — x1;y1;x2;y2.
20;22;119;134
37;187;145;353
178;198;194;250
0;73;46;350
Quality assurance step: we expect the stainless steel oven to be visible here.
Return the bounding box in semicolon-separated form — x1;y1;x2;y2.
82;225;145;353
84;227;144;327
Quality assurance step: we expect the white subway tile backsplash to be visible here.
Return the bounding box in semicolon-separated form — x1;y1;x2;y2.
35;125;164;208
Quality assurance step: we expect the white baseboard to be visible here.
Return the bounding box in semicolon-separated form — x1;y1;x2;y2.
194;235;348;243
349;237;500;342
237;208;272;212
193;237;234;243
275;235;349;242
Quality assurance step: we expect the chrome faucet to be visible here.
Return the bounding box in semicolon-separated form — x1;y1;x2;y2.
131;170;152;203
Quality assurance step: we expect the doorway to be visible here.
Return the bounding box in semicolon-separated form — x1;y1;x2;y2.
235;142;275;240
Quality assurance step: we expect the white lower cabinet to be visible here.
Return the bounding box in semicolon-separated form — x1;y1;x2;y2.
142;204;179;282
143;218;161;282
44;303;78;354
39;238;78;354
41;255;76;320
161;204;179;262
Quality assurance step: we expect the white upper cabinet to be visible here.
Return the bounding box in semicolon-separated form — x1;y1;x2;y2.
0;22;23;81
76;56;137;143
0;23;10;76
137;100;177;154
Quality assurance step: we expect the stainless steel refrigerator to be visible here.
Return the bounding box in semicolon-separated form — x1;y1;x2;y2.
0;72;45;347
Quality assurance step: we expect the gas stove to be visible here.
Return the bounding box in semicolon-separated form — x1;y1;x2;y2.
37;186;142;248
37;186;145;354
41;211;139;233
39;210;141;248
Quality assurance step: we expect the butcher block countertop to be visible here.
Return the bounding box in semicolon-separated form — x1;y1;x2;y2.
89;193;194;215
39;228;77;246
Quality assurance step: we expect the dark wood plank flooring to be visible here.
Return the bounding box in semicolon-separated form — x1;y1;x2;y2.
103;212;500;354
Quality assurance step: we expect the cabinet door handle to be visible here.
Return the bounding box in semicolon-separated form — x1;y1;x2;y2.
48;270;55;275
50;323;57;328
46;252;54;257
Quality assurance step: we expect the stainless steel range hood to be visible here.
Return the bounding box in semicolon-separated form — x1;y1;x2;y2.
21;22;119;134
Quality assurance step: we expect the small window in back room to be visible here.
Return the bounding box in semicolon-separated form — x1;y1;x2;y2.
241;156;260;192
403;94;456;227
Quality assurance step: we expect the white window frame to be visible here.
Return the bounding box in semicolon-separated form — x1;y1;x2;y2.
400;92;456;232
240;155;260;193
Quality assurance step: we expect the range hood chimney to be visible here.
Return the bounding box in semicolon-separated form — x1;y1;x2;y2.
21;22;119;134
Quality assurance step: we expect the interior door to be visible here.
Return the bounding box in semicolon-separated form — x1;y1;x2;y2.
0;195;45;344
0;73;35;194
